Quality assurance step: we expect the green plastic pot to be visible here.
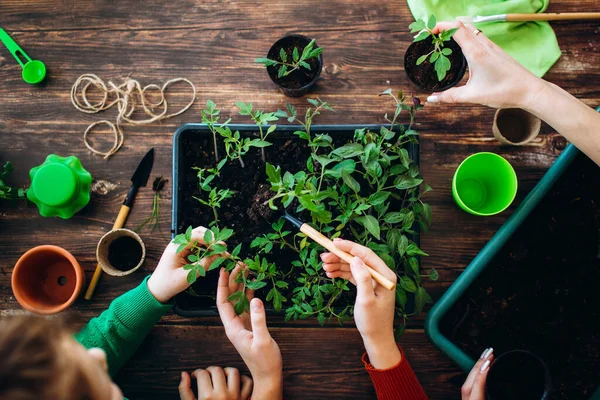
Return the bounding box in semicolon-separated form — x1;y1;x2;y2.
452;152;518;216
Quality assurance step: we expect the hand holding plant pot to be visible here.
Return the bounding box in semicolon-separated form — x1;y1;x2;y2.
147;226;229;303
256;34;323;97
404;15;467;92
217;268;283;400
425;21;545;109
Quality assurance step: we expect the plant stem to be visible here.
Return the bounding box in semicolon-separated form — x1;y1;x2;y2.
258;125;266;162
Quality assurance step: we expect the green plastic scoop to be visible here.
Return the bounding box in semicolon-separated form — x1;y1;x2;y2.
0;28;46;84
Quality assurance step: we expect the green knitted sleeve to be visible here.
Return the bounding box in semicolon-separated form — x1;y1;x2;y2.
75;276;172;377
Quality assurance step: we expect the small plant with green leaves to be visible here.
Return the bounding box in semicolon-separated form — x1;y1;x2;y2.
136;176;167;233
193;159;235;227
236;102;280;162
201;100;231;162
255;39;323;78
172;226;242;284
0;162;26;201
409;15;459;81
216;125;270;168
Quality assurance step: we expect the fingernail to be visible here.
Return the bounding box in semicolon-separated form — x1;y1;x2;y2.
180;371;185;379
350;257;363;268
320;253;325;260
480;359;491;373
426;95;439;103
480;348;489;359
482;347;494;360
251;298;261;311
333;237;343;242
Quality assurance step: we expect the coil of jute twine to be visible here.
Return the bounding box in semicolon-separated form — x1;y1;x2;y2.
70;74;196;159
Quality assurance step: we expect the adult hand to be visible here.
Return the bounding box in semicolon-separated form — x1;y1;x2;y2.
179;367;253;400
147;226;226;303
321;238;400;369
216;268;283;400
461;348;494;400
426;21;546;110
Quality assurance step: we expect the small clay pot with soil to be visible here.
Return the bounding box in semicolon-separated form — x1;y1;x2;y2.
12;245;85;314
493;108;541;146
97;228;146;276
404;36;467;92
265;34;323;97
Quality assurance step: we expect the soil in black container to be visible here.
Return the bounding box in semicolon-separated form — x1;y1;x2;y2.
108;236;143;271
266;35;322;97
440;152;600;399
176;130;353;312
404;37;466;92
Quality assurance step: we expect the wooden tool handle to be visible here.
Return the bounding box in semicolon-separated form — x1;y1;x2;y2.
300;224;396;291
84;205;131;300
507;12;600;21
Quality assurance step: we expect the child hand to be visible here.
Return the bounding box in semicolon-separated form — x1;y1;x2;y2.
148;226;225;303
179;367;253;400
321;239;400;369
461;348;494;399
217;269;283;400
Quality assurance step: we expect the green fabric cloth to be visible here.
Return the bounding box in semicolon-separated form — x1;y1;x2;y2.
406;0;561;77
75;276;171;388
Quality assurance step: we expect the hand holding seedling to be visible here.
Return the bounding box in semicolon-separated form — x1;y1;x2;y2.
426;21;543;109
321;239;401;369
147;226;228;303
179;366;253;400
217;268;283;400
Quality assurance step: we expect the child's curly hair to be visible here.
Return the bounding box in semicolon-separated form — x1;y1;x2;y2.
0;315;92;400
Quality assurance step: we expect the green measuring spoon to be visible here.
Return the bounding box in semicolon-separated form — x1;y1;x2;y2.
0;28;46;84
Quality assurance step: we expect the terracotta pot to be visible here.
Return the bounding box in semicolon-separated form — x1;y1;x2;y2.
493;108;541;146
96;228;146;276
12;245;85;314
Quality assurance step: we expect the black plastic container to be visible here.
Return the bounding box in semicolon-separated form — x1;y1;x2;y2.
171;123;419;316
404;37;467;92
265;34;323;97
487;350;551;400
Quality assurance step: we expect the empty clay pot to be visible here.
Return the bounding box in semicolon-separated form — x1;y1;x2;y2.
12;245;85;314
97;228;146;276
493;108;541;146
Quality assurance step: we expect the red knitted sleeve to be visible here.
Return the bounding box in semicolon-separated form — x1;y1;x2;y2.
362;346;428;400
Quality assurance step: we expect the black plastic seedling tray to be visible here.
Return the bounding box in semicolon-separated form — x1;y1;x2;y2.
171;123;419;317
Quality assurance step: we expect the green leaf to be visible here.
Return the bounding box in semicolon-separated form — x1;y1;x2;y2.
406;243;429;257
278;65;288;78
426;14;437;30
332;143;364;158
187;270;197;284
368;191;391;206
413;30;430;42
357;215;381;240
246;280;267;290
400;276;417;293
380;88;393;95
397;235;409;256
430;52;440;63
313;154;334;168
395;176;423;190
341;171;360;193
441;48;452;56
317;313;325;326
416;54;428;65
254;57;278;67
434;54;451;81
299;61;311;70
251;140;272;148
235;101;252;115
384;212;405;224
185;226;193;242
279;48;288;62
415;287;429;313
301;39;316;59
429;268;439;281
234;295;250;315
265;162;281;184
208;257;226;271
396;286;407;308
293;47;299;62
408;20;426;33
203;229;214;245
267;124;277;135
443;28;459;40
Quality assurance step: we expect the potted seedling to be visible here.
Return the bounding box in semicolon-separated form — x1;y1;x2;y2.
255;34;323;97
0;161;26;201
404;15;467;92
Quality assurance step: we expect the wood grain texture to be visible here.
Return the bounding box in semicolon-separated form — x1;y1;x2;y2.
0;0;598;398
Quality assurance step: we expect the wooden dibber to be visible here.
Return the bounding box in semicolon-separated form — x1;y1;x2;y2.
283;213;396;291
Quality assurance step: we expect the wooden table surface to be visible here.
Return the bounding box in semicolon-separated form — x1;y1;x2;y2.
1;0;598;398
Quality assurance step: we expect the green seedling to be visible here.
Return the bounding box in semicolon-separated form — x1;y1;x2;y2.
0;161;26;201
136;176;167;233
255;39;323;78
409;15;459;81
236;102;279;162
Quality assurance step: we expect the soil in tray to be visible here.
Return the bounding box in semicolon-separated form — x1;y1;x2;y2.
440;152;600;399
176;130;357;312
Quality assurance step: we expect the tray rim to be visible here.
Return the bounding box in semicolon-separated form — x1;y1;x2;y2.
171;122;420;317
